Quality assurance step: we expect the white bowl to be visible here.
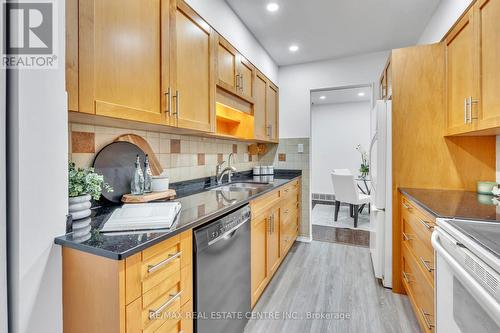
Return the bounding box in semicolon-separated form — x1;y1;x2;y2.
152;176;169;192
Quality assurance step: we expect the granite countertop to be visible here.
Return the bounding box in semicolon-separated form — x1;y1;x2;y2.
55;170;302;260
400;188;500;222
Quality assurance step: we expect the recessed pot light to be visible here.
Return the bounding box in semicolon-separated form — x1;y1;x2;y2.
289;44;299;52
266;3;279;12
358;92;366;97
319;96;326;100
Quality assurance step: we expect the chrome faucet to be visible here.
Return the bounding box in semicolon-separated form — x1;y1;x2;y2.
216;153;237;184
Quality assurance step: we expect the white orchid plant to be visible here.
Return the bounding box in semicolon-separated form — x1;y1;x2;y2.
356;144;369;179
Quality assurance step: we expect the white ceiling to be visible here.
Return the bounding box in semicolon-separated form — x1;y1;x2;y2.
311;86;371;105
225;0;441;66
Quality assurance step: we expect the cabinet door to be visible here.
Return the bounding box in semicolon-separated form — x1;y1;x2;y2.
267;208;280;276
266;83;279;142
216;35;239;94
170;0;215;132
254;71;268;141
79;0;164;123
251;214;268;307
476;0;500;129
445;10;477;134
238;55;255;102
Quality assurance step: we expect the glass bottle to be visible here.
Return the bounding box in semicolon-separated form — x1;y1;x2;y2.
144;155;153;193
131;155;144;195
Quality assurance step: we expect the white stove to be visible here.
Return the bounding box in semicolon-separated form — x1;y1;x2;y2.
432;219;500;332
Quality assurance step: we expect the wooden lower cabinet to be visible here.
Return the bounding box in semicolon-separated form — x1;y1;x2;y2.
62;230;193;333
400;194;435;332
250;178;300;307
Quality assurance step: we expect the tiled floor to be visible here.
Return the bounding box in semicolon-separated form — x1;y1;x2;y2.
311;203;371;247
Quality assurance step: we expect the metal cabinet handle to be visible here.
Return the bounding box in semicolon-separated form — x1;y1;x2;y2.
402;271;411;283
420;308;434;329
402;203;412;210
235;74;240;90
147;251;182;273
464;97;468;124
419;219;434;230
468;96;479;123
284;209;289;214
402;232;412;241
164;87;172;116
149;290;183;320
173;90;180;117
419;257;435;272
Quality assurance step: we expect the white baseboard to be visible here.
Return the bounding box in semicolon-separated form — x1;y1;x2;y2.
296;235;312;243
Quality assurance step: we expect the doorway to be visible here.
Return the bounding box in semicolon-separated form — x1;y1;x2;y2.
310;85;373;246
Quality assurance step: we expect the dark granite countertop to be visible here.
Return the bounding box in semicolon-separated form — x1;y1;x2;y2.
55;170;302;260
400;188;500;222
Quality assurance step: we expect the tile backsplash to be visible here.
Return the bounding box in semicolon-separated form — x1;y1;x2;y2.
69;125;312;239
69;123;260;182
261;138;311;239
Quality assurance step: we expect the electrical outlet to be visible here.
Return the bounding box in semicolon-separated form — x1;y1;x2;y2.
298;144;304;153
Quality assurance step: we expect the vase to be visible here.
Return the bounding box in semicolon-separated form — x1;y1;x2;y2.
69;194;92;220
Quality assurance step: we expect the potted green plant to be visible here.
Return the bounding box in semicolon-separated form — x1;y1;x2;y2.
68;162;113;220
356;144;370;179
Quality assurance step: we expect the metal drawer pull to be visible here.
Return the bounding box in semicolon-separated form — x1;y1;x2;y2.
420;257;434;272
402;232;412;241
402;271;411;283
149;290;183;320
284;209;289;214
164;87;172;116
420;308;434;329
173;90;180;117
402;203;412;210
147;251;182;273
419;219;434;230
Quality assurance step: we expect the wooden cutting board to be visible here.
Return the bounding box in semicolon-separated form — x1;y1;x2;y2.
114;134;163;176
121;190;176;203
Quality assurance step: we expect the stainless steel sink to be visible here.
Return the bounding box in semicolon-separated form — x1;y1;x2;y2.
210;182;270;192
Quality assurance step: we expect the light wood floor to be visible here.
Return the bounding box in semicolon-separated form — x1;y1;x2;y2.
244;241;420;333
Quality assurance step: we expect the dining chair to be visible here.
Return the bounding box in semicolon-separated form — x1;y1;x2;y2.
331;170;370;228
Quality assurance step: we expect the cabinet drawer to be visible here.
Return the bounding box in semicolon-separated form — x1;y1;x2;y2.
280;180;299;199
126;230;192;304
126;284;182;333
402;243;435;332
401;196;435;245
250;189;280;218
401;210;435;285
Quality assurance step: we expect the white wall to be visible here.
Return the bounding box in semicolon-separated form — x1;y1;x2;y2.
7;1;67;332
0;1;7;328
311;101;371;194
418;0;473;44
185;0;278;83
278;51;389;138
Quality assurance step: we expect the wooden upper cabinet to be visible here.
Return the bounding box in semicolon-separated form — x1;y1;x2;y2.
476;0;500;129
215;33;255;103
216;35;239;94
266;83;279;142
170;0;215;132
66;0;78;112
254;71;268;141
445;10;477;134
238;55;255;102
79;0;164;123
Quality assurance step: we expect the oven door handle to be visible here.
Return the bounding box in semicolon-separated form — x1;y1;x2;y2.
431;230;500;327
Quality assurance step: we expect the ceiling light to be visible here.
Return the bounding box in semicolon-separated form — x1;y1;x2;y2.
266;3;279;12
289;44;299;52
319;96;326;100
358;92;366;97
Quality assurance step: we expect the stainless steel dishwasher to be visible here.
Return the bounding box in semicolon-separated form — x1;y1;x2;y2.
194;205;251;333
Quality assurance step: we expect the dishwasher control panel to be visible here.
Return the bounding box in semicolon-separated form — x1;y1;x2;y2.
206;206;251;243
